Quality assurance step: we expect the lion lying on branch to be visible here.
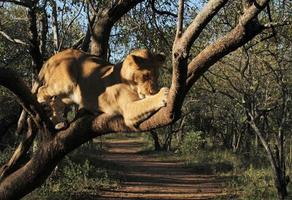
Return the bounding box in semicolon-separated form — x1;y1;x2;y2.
36;49;169;129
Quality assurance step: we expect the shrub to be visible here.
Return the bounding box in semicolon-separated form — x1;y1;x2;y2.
231;166;277;200
24;147;120;200
179;131;206;156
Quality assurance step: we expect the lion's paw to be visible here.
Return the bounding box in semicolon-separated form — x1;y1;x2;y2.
158;87;169;107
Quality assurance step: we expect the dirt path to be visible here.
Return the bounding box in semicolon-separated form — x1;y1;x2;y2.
98;137;229;200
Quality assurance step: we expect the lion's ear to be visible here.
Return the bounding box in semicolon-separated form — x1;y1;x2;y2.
130;55;145;67
155;53;166;64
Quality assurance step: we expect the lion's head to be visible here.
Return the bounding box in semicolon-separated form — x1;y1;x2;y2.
121;49;165;99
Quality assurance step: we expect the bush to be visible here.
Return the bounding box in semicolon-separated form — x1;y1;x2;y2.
179;131;206;156
230;166;277;200
24;144;120;200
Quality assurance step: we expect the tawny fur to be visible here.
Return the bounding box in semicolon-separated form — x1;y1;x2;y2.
37;49;169;128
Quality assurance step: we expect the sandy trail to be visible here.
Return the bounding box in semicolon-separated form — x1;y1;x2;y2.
98;137;228;200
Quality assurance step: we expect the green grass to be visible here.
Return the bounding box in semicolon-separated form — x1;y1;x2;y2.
141;132;291;200
24;141;121;200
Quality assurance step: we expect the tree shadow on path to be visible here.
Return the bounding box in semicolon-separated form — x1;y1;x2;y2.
96;137;235;200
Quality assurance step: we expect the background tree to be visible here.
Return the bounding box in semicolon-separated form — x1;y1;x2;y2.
0;0;290;199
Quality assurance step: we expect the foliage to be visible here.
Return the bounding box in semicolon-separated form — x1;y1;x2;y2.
0;0;291;198
231;166;277;200
179;131;206;156
0;147;14;166
24;143;120;200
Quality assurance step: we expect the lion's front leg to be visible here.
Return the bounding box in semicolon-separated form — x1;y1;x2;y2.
123;87;169;128
49;96;68;129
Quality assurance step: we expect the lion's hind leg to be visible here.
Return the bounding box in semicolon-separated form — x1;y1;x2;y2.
37;85;51;103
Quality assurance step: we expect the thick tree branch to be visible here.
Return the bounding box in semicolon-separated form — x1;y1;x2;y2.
169;0;228;119
0;0;273;199
0;106;178;199
175;0;184;40
185;0;270;94
0;68;55;133
90;0;144;59
0;67;177;199
178;0;228;52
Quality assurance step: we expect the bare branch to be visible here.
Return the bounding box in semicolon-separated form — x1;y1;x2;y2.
0;31;29;46
0;0;30;7
263;21;291;28
0;118;37;181
169;0;228;119
185;0;271;93
175;0;184;39
150;0;177;18
247;112;279;173
58;1;85;51
178;0;228;51
16;110;27;135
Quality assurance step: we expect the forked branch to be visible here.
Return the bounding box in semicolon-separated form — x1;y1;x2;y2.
0;0;273;199
0;118;37;181
0;68;55;133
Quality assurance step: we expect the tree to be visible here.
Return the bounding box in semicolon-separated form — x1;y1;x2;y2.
0;0;286;199
189;2;291;198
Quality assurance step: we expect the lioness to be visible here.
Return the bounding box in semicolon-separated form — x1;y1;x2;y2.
37;49;169;128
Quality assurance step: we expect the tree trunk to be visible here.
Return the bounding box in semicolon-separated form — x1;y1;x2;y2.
90;0;144;59
50;0;60;53
249;116;289;200
90;18;112;59
150;130;161;151
275;172;288;200
0;0;273;199
27;3;43;72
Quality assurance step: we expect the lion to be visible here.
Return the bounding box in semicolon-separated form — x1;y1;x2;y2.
36;49;169;129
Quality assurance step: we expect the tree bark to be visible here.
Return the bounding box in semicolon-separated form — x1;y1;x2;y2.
0;0;273;199
0;68;55;133
49;0;60;53
90;0;144;59
27;0;44;73
249;116;288;200
150;130;161;151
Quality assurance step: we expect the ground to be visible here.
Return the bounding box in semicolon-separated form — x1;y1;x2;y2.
97;136;230;200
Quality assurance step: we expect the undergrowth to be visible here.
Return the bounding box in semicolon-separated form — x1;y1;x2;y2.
24;141;121;200
143;131;291;199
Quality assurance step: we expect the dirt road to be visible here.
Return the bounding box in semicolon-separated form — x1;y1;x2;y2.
98;137;229;200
